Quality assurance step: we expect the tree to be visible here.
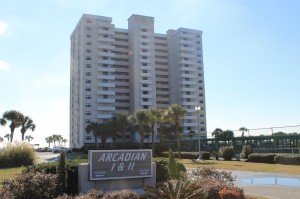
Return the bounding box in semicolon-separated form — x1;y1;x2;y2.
45;136;54;148
0;118;7;133
86;122;102;148
62;138;68;146
165;104;187;158
129;110;150;149
0;136;3;143
25;135;34;143
147;108;162;152
212;128;223;139
20;116;36;140
2;110;24;142
4;134;10;142
111;113;129;149
239;127;248;137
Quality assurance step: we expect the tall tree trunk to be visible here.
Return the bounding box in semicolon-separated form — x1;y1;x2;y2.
175;121;181;159
10;128;14;142
151;124;155;153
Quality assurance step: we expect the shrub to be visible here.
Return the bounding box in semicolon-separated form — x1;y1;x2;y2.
153;143;168;156
145;180;206;199
58;152;67;193
247;153;276;164
0;142;36;168
56;189;105;199
23;159;83;195
187;167;236;186
219;146;234;160
103;190;139;199
160;151;210;160
218;187;244;199
0;172;59;199
274;154;300;165
154;159;169;182
168;150;186;180
240;144;253;159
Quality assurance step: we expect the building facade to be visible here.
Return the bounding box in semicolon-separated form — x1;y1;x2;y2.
70;14;207;148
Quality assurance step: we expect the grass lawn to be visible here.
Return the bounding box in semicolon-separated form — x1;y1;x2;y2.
0;167;23;182
178;158;300;175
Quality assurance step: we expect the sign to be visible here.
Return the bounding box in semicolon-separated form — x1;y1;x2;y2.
89;149;152;180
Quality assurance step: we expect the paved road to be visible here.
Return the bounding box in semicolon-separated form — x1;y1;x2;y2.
230;170;300;199
35;152;60;163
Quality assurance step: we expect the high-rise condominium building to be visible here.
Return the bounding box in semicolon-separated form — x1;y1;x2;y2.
70;14;207;148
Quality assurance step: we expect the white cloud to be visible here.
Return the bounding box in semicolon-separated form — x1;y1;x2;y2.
0;21;8;34
0;60;10;71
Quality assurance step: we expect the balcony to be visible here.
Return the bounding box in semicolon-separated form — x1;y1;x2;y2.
141;94;153;98
179;60;195;65
139;45;151;50
178;46;194;51
140;52;151;56
140;79;152;84
97;29;114;35
97;37;115;42
97;60;115;65
141;72;151;77
179;66;195;72
141;101;153;106
179;40;194;45
139;31;151;36
97;106;116;111
97;75;115;80
97;44;115;50
140;38;151;43
140;59;151;63
97;98;116;103
180;87;196;92
184;115;197;120
97;114;113;119
180;53;194;58
97;52;115;57
180;73;195;78
97;83;115;87
182;101;196;106
181;94;197;99
140;87;152;91
97;67;115;72
181;81;196;85
140;66;152;71
183;122;197;127
97;90;115;95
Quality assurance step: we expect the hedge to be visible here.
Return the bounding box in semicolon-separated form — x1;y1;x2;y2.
247;153;276;164
160;151;211;160
248;153;300;165
274;154;300;165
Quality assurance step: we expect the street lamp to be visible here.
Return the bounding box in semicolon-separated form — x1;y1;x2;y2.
195;106;201;160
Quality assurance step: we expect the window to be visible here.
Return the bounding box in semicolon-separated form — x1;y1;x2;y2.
86;56;91;60
86;41;92;45
86;72;91;76
199;93;203;96
141;29;147;32
196;34;200;38
86;80;91;83
199;100;204;103
85;119;91;124
142;42;147;45
197;60;202;63
197;47;201;50
86;34;92;38
197;54;201;57
86;64;91;68
103;95;108;99
85;103;91;107
142;35;147;39
103;64;108;67
86;95;91;99
86;49;92;53
143;63;147;66
85;87;91;91
197;41;201;44
198;73;202;77
103;72;108;75
187;127;191;131
86;111;91;115
198;80;203;83
142;56;147;59
103;57;108;60
86;19;92;23
103;87;108;91
86;27;92;30
143;105;148;109
142;49;147;52
102;79;108;83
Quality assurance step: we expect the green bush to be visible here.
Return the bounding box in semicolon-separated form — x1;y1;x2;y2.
104;189;139;199
168;150;186;180
0;142;36;168
23;159;84;195
154;159;169;182
240;144;253;159
247;153;276;164
160;151;210;160
0;172;59;199
153;143;168;156
274;154;300;165
219;146;234;160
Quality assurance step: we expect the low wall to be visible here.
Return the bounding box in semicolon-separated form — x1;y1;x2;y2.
78;162;156;194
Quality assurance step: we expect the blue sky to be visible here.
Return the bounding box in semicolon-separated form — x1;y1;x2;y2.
1;0;300;146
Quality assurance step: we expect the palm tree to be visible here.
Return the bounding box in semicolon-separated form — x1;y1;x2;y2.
148;108;162;152
166;104;187;158
212;128;223;139
4;134;10;142
2;110;24;142
85;122;101;148
0;136;3;143
45;136;54;148
62;139;68;146
111;113;129;149
239;127;248;137
130;110;150;149
20;116;36;140
0;118;7;131
25;135;34;143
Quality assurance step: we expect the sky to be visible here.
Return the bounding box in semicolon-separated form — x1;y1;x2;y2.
0;0;300;147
